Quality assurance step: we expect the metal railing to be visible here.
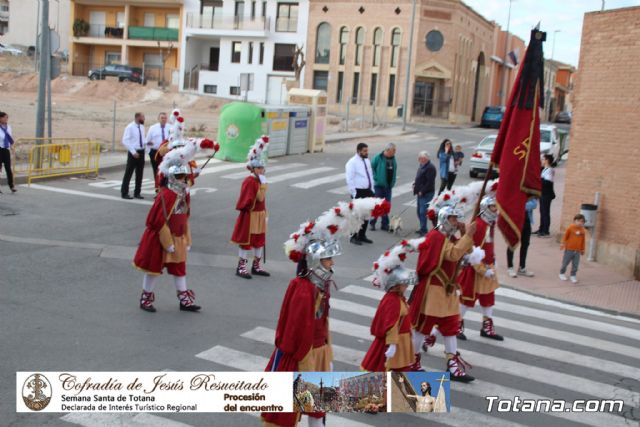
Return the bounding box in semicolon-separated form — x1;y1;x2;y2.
11;139;101;184
275;17;297;32
186;13;269;31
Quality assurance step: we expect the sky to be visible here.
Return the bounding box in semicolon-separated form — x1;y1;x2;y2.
463;0;640;67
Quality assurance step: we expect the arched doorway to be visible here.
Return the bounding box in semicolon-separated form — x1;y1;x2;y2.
471;52;485;122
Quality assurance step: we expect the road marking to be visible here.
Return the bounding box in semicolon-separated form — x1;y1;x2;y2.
391;181;415;197
195;345;269;371
267;167;335;183
340;285;640;359
221;163;307;179
198;162;248;176
496;287;640;324
22;184;153;205
328;185;350;195
403;199;417;207
291;173;346;189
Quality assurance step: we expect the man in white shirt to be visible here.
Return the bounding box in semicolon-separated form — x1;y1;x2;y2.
0;111;16;193
145;112;168;187
121;112;146;200
345;143;375;245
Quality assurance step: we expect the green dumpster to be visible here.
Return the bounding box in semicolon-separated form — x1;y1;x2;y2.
217;102;264;162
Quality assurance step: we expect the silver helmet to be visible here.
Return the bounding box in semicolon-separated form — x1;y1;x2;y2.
437;205;463;237
167;163;190;177
248;158;266;169
384;266;417;291
480;195;498;224
305;239;341;289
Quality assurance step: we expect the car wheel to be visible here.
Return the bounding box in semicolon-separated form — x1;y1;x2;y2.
118;77;125;82
89;74;98;81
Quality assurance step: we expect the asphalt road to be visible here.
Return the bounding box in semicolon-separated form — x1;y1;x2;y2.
2;124;638;427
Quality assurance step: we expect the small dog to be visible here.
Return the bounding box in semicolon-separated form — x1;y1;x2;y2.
389;215;404;235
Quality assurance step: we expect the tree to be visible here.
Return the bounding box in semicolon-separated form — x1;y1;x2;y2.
157;41;175;89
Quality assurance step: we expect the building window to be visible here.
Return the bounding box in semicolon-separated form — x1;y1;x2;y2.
248;42;254;64
273;43;295;71
336;71;344;103
370;73;378;102
230;86;241;95
144;13;155;27
354;27;364;66
262;1;267;17
235;1;245;17
352;72;360;103
231;41;242;63
426;30;444;52
315;23;331;64
372;28;382;67
313;71;329;91
339;27;348;65
251;1;256;18
116;12;125;28
204;84;217;94
391;28;401;68
166;14;179;29
387;74;396;106
276;2;299;32
259;42;264;64
105;52;121;65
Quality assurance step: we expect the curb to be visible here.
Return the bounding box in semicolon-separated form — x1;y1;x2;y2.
500;283;640;320
326;129;418;144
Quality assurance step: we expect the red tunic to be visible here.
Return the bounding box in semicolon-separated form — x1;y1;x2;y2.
262;276;327;427
133;187;190;274
361;292;412;372
459;218;494;301
230;175;265;246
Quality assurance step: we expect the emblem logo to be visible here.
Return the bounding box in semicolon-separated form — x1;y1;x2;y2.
226;124;239;139
22;373;52;411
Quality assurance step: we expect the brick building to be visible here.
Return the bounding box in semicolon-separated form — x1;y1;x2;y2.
304;0;497;123
562;6;640;279
487;27;525;108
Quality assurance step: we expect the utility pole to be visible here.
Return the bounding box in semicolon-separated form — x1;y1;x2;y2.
402;0;417;131
35;0;41;72
35;0;49;141
499;0;513;107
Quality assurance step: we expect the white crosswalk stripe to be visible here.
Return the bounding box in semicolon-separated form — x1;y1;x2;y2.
328;185;351;195
222;163;307;179
267;167;336;183
391;182;415;198
292;173;347;189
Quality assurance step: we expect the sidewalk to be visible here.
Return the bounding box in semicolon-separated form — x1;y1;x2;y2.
494;162;640;317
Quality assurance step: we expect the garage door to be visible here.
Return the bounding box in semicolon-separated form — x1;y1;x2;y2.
266;75;287;105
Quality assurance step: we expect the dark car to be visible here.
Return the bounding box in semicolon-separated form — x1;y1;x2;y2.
88;64;144;83
480;106;505;128
554;111;572;124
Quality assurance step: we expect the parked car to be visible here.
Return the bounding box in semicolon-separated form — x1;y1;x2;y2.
554;111;572;124
480;106;504;128
0;43;23;56
88;64;144;83
540;124;561;161
469;134;499;178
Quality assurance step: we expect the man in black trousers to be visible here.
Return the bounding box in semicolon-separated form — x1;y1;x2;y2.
345;142;375;245
121;112;146;200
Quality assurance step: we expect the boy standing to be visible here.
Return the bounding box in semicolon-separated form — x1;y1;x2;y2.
559;214;587;283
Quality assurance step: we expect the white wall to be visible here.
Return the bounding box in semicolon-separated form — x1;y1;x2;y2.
180;0;309;104
1;0;70;52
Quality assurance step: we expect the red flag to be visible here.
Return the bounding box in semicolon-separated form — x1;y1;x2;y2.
491;29;546;249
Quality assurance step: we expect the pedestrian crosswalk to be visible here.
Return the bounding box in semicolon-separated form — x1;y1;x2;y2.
185;283;639;427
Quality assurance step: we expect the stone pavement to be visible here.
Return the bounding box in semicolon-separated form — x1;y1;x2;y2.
494;161;640;317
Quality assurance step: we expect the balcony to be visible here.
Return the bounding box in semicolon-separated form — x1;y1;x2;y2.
275;17;297;33
186;13;269;37
0;11;9;21
128;26;179;42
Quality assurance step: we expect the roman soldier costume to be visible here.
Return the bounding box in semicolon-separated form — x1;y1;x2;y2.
458;194;504;341
361;241;419;372
261;197;389;427
231;136;270;279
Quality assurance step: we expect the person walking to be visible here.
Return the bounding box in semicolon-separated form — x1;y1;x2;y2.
0;112;17;193
447;145;464;190
536;154;555;236
345;143;375;245
413;151;436;236
121;112;146;200
437;139;453;194
559;214;587;284
145;112;168;189
507;197;537;278
369;143;397;231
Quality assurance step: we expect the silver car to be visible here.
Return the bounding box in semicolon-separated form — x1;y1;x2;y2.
469;134;499;178
540;124;561;160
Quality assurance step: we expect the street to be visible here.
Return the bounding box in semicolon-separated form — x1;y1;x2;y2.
1;125;638;427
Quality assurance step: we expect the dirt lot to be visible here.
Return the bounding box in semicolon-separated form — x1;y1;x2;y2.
0;55;229;151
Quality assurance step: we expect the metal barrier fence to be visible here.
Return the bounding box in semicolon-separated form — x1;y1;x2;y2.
11;138;101;184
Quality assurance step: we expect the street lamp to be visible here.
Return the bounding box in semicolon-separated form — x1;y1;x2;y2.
499;0;514;107
551;30;561;61
401;0;417;131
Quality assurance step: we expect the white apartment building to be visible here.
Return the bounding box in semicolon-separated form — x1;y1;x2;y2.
0;0;71;52
180;0;309;104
